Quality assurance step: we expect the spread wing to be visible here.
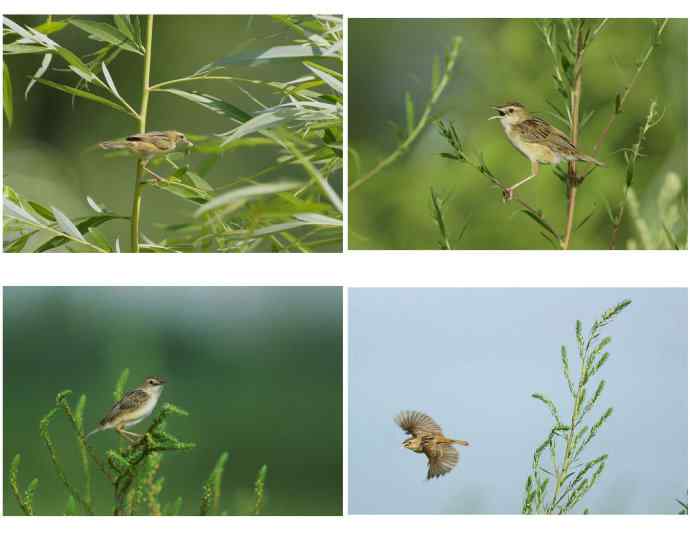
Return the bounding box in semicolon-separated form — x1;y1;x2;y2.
395;410;443;436
100;389;149;426
126;132;174;151
425;443;459;479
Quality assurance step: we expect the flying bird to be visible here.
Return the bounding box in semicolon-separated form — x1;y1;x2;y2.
395;410;469;480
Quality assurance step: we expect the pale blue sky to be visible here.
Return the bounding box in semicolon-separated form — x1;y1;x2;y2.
349;288;687;514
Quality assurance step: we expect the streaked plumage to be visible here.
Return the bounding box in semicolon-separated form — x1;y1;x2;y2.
86;376;166;442
99;130;192;160
489;102;603;199
395;410;469;480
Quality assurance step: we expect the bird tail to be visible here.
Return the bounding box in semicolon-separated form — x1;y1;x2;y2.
99;141;129;150
85;427;102;439
578;153;604;166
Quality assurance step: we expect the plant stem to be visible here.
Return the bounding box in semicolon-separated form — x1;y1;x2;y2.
562;21;585;250
131;14;154;253
349;36;462;192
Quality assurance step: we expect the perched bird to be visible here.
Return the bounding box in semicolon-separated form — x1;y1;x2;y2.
85;376;167;443
395;410;469;480
489;102;604;200
99;131;193;180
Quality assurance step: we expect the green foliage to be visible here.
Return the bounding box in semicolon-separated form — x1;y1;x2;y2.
3;15;342;252
522;299;631;514
8;373;268;515
254;465;268;515
429;187;469;250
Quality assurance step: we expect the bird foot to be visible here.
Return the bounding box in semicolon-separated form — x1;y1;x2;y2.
502;188;514;202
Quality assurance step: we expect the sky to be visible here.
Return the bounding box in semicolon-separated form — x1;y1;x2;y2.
348;288;688;514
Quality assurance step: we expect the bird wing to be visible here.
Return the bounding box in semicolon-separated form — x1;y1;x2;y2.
515;118;574;147
425;442;459;479
395;410;443;436
99;389;150;426
126;132;174;151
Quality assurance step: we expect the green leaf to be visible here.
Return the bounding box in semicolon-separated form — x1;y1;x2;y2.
220;108;294;145
25;53;53;100
112;15;136;43
196;44;339;74
51;206;84;240
4;198;39;224
28;200;56;221
195;182;303;217
35;214;126;252
30;77;127;113
304;61;342;94
520;210;559;240
3;62;12;126
158;88;251;122
4;232;33;252
70;19;143;54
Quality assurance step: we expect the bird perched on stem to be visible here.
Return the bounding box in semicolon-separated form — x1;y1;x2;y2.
99;131;193;181
85;376;166;443
489;102;604;200
395;410;469;480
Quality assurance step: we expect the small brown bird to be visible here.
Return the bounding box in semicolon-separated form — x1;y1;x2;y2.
85;376;166;443
99;131;193;180
489;102;604;200
395;410;469;480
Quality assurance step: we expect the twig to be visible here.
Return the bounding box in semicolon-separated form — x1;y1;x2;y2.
349;36;462;192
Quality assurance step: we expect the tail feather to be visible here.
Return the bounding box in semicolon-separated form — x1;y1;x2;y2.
85;427;102;439
99;141;129;150
578;153;605;166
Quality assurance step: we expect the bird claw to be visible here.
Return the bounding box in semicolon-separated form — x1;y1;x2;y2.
502;188;514;202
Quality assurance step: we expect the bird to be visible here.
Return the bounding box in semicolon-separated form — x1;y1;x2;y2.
395;410;469;480
85;376;167;443
489;102;604;200
99;131;193;181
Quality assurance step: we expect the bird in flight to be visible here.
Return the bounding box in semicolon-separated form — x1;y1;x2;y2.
395;410;469;480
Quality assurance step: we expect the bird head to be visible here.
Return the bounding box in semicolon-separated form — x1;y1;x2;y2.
402;436;423;451
142;376;167;391
167;131;194;148
489;102;529;125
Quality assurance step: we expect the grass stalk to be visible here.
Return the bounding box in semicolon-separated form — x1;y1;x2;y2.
131;14;154;253
349;36;462;192
562;21;586;250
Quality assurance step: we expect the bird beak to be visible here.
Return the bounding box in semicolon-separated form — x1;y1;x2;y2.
488;107;503;120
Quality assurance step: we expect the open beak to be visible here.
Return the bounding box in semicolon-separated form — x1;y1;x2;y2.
488;106;504;120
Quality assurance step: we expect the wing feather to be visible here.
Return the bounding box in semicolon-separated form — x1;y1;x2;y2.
100;389;149;426
426;443;459;479
395;410;443;435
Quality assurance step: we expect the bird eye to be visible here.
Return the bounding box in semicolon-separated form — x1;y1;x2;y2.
508;108;514;114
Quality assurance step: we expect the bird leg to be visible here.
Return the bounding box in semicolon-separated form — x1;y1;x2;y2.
116;426;142;443
503;160;539;201
142;163;165;182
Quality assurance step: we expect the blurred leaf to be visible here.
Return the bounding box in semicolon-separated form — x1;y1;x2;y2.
220;108;293;145
159;88;251;122
86;227;112;251
4;198;39;224
405;92;415;135
51;206;84;240
3;62;12;126
25;53;53;100
195;182;303;217
30;77;127;113
70;19;143;54
196;43;339;74
4;232;33;252
521;210;560;240
33;20;69;36
303;61;342;94
153;180;210;204
294;213;342;226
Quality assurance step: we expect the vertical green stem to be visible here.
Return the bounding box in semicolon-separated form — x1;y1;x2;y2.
131;14;154;253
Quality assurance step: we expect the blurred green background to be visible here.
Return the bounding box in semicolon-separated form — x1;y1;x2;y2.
3;286;342;515
349;19;688;249
3;15;341;250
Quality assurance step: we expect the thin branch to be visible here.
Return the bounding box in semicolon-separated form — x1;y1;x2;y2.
349;36;462;192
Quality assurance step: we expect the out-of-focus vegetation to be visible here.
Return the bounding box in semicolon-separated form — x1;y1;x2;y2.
3;15;343;252
3;287;343;515
349;19;687;250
